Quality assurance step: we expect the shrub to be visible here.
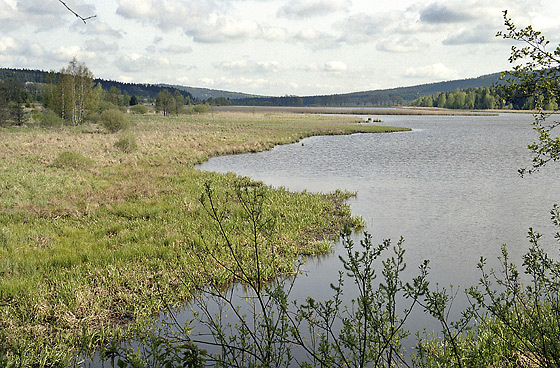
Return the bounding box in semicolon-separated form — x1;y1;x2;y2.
193;104;211;113
34;109;64;128
51;150;93;170
114;133;137;153
100;109;130;133
129;105;148;114
98;100;118;113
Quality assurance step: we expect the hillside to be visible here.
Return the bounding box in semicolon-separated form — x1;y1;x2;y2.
1;67;501;106
232;73;502;106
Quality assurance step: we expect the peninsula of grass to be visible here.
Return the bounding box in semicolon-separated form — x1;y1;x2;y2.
0;111;409;366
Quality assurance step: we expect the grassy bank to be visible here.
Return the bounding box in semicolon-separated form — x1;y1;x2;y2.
0;111;409;365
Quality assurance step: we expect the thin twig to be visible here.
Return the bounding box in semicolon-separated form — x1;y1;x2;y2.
58;0;96;23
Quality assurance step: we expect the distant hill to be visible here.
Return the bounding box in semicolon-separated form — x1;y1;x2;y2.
1;67;501;106
160;84;260;100
232;73;502;107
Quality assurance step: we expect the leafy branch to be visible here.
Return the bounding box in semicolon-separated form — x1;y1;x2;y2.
496;10;560;176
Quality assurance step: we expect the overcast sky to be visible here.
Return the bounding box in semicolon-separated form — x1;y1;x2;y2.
1;0;560;96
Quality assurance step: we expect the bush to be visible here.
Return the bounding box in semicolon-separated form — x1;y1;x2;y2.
100;109;130;133
114;133;137;153
34;109;64;128
98;100;118;113
129;105;148;114
51;150;93;170
193;104;211;113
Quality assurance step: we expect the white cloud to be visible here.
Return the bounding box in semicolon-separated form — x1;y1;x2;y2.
47;46;97;64
160;44;193;54
116;0;154;18
117;54;171;73
0;36;17;53
85;38;119;53
443;28;496;45
78;22;123;38
404;63;459;80
191;16;261;43
324;61;347;73
277;0;349;19
215;60;283;74
199;78;215;86
376;37;426;53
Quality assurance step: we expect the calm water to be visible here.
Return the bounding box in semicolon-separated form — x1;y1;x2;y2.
198;113;560;286
88;113;560;365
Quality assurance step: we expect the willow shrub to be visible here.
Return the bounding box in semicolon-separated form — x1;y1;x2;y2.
103;181;431;367
100;108;130;133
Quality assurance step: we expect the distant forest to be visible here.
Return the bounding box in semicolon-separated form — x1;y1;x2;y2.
1;67;520;108
0;68;195;102
231;73;502;106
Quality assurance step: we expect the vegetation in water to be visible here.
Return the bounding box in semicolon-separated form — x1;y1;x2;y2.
0;108;405;365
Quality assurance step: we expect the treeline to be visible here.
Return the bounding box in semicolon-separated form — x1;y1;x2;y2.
0;60;221;127
0;67;195;104
410;86;560;110
233;93;405;107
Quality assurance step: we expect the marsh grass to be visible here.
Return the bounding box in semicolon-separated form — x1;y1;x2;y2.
0;111;407;365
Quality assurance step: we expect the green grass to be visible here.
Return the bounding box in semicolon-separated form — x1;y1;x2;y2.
0;111;409;365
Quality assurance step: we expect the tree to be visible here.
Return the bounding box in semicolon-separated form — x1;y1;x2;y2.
497;10;560;175
53;58;94;125
155;89;175;116
129;95;138;106
173;90;184;115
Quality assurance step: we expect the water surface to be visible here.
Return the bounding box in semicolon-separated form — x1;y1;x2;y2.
197;113;560;295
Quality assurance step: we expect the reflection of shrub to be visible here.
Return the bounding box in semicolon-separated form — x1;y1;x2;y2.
35;109;64;128
52;150;93;169
100;109;130;133
193;104;211;113
129;105;148;114
114;134;137;153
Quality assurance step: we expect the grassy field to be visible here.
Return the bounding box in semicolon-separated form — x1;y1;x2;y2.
0;111;409;365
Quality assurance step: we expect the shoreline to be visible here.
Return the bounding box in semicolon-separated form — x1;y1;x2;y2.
213;105;501;116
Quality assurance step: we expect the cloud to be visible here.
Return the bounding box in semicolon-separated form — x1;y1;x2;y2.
443;28;498;45
190;17;261;43
0;36;17;53
323;61;347;73
116;0;154;18
376;37;427;53
46;46;97;64
117;54;171;73
404;63;459;80
301;61;348;74
334;14;384;44
419;3;475;24
215;60;283;74
160;44;193;54
77;22;123;38
277;0;349;19
85;38;119;53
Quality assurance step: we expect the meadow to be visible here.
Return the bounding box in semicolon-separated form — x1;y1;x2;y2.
0;110;409;365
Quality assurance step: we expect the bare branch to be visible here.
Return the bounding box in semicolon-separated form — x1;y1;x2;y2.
58;0;96;24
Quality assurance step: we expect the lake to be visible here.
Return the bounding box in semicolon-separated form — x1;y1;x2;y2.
197;113;559;286
194;112;560;353
89;112;560;365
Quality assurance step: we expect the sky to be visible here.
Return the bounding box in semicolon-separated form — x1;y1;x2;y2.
1;0;560;96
